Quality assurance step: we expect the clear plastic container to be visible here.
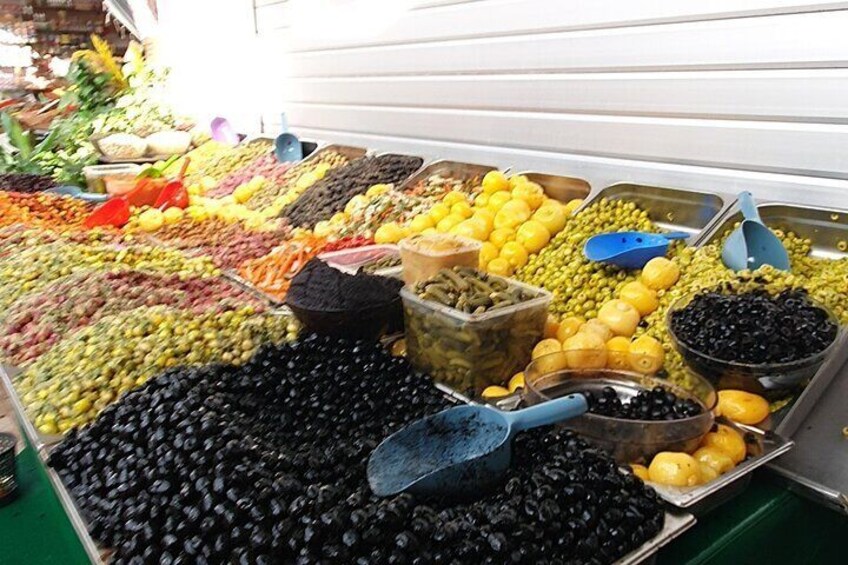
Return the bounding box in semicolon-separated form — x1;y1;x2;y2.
523;359;717;463
83;164;141;195
319;244;400;276
401;278;551;395
398;234;481;285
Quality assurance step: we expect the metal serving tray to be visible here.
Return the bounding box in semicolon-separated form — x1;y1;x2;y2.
696;200;848;512
583;183;732;240
615;510;696;565
516;171;592;203
397;159;497;192
309;143;368;163
645;420;793;514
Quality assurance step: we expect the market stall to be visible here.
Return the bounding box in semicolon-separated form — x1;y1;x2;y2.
1;35;847;565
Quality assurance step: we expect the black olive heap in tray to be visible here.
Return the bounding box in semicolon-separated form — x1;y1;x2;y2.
49;335;664;564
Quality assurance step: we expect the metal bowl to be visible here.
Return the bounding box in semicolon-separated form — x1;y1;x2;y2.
523;353;716;463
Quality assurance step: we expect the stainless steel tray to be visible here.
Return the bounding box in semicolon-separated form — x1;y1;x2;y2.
695;200;848;511
397;159;497;192
615;510;697;565
645;420;793;513
516;171;592;203
582;183;733;240
309;143;368;163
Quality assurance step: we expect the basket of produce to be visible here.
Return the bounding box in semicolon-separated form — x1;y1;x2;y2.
523;359;716;462
286;258;404;340
402;266;551;395
667;287;840;394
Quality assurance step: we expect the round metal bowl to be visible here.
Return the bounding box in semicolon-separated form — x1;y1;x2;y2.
523;352;716;463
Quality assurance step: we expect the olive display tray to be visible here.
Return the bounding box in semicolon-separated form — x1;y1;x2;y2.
395;159;497;192
642;420;793;514
7;372;697;565
0;364;62;451
579;183;734;241
696;200;848;512
514;170;592;204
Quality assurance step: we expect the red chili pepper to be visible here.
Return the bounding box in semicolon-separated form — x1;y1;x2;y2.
125;177;166;208
154;180;189;210
84;197;131;229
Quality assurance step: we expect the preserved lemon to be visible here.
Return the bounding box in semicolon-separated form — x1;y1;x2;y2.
648;452;701;487
562;332;607;369
693;446;735;474
544;316;560;339
698;463;719;483
482;385;511;399
619;281;659;316
598;299;641;336
508;372;525;392
702;424;747;464
532;338;562;359
482;170;510;194
606;336;632;370
628;335;664;375
641;257;680;290
630;464;650;481
580;319;613;343
556;316;585;342
532;203;567;235
716;390;769;425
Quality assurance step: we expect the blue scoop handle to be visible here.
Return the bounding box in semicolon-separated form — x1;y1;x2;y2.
738;191;761;223
661;231;690;241
500;394;588;433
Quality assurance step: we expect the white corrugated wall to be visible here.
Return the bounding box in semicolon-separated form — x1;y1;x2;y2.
250;0;848;206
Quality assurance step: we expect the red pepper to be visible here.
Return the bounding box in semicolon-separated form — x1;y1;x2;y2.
125;177;166;208
154;180;190;210
84;197;131;229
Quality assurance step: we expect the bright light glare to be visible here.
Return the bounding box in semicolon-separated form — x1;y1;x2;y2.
289;0;413;41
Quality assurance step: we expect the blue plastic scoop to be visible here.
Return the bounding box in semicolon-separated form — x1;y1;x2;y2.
367;394;588;498
274;132;303;163
584;231;690;269
721;191;790;272
45;185;109;203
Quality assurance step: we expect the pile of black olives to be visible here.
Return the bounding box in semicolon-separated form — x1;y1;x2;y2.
49;335;664;564
584;386;703;421
670;288;837;364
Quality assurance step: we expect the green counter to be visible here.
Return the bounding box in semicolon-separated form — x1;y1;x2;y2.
2;442;846;565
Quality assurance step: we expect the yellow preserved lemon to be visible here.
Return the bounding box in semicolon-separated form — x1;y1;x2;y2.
511;182;545;210
473;192;490;208
648;452;701;487
508;174;530;189
619;281;659;316
597;299;641;337
482;385;511;399
479;242;500;269
516;220;551;253
429;203;451;223
500;242;529;269
580;319;613;343
556;316;585;342
716;390;770;425
472;209;495;232
641;257;680;290
487;191;513;211
562;332;607;369
374;222;406;244
486;257;513;277
138;208;164;232
630;464;650;481
693;446;736;474
508;372;525;392
698;463;719;483
605;336;632;370
451;219;488;242
436;214;464;233
162;206;184;224
409;214;435;233
482;170;510;194
489;227;516;249
532;203;568;235
532;338;562;359
451;201;474;219
702;424;747;464
628;335;664;375
442;190;468;206
531;351;569;374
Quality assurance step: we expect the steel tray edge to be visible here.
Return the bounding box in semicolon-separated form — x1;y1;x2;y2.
614;510;697;565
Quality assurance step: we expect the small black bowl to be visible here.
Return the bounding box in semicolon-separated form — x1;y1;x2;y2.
286;296;403;341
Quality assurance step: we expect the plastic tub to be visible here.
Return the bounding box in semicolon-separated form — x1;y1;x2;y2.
319;244;400;275
401;278;551;395
523;358;717;463
398;234;481;285
666;290;841;396
82;164;141;195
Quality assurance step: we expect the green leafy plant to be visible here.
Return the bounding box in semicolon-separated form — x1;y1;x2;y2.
0;112;59;175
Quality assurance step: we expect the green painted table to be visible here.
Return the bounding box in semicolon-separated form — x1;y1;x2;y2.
2;442;846;564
